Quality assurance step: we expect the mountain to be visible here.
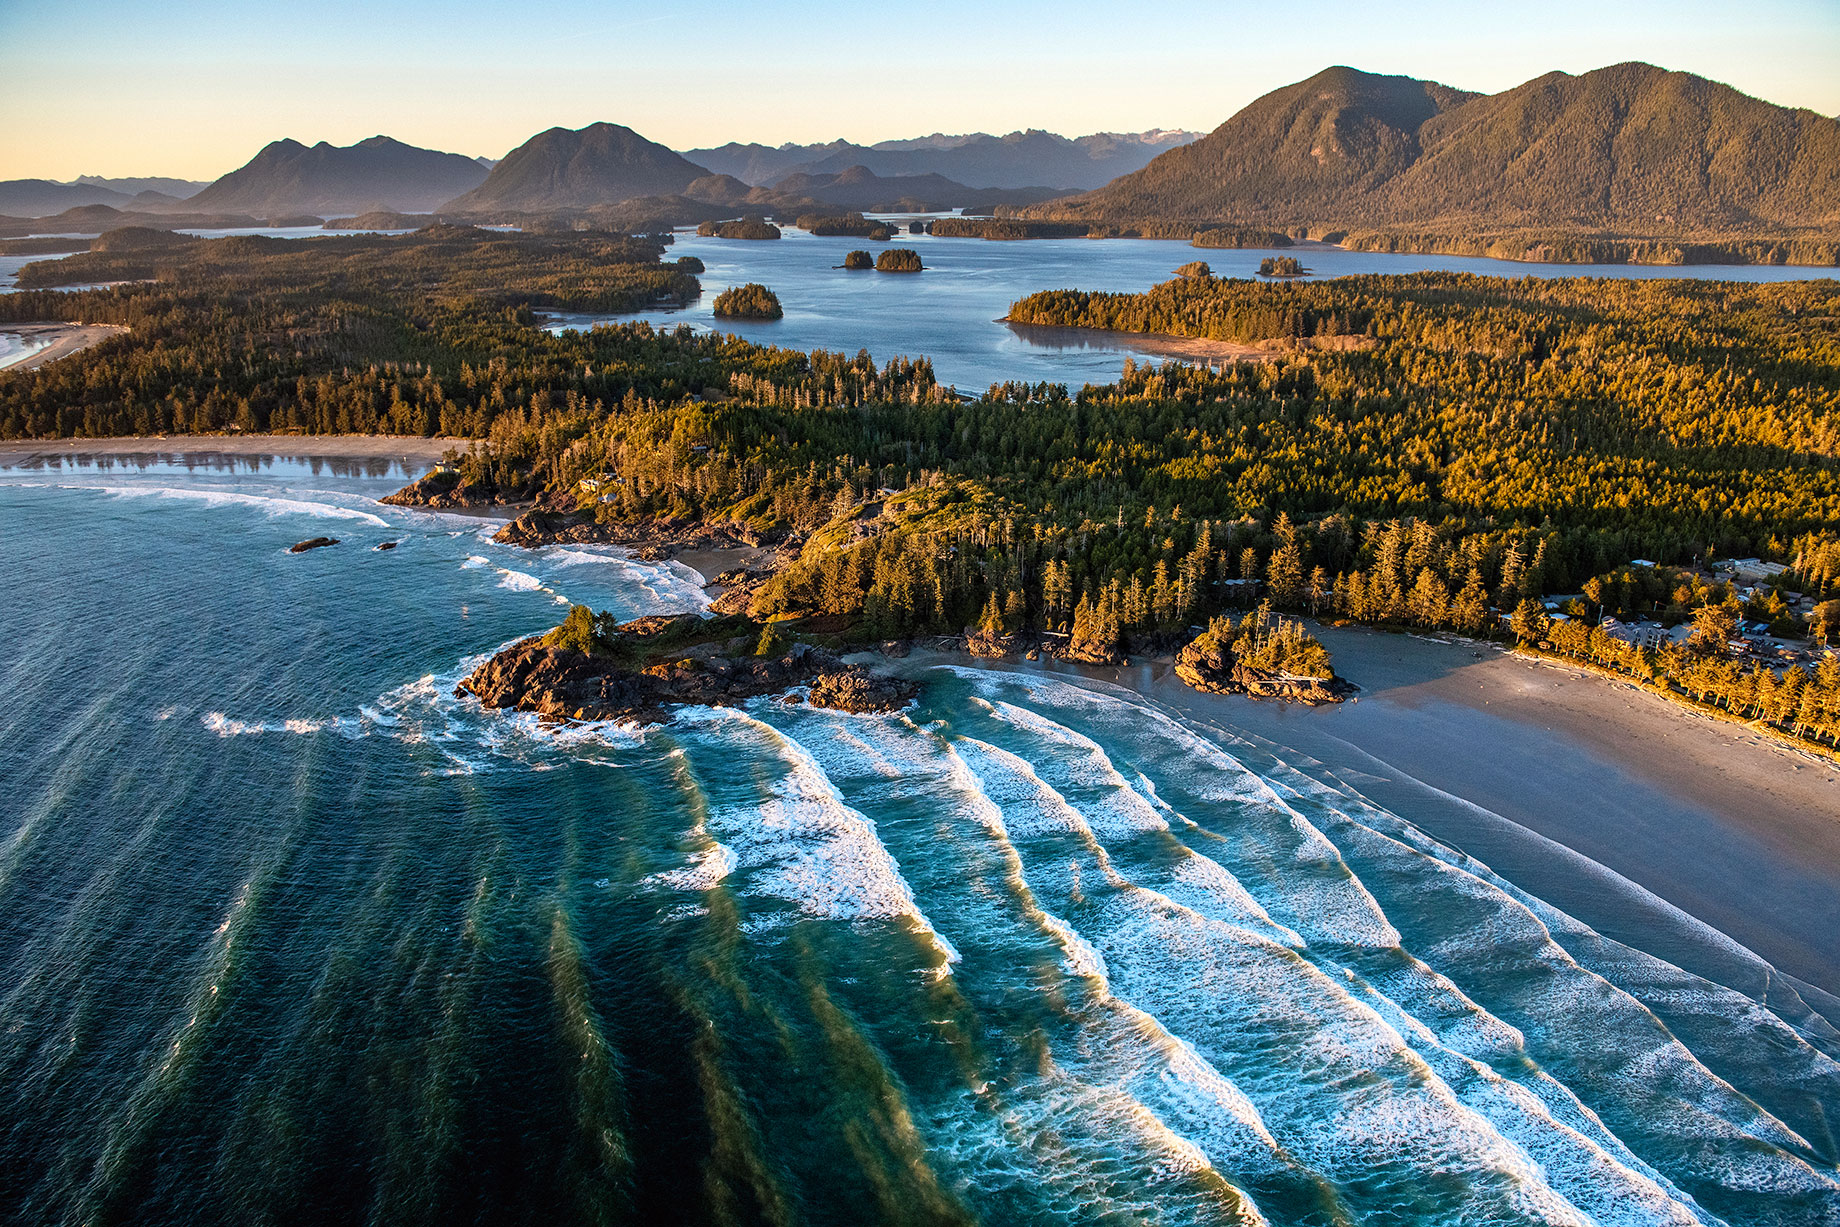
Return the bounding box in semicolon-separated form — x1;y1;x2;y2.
75;176;207;199
1027;64;1840;242
445;123;709;213
186;136;489;217
0;179;140;218
686;129;1199;191
768;165;1062;212
1030;67;1475;225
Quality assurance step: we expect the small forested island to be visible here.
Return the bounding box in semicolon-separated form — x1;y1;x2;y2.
1259;256;1306;277
875;248;923;273
1174;606;1350;703
696;217;781;240
1173;260;1212;279
800;213;895;239
675;254;704;272
711;282;783;319
842;250;874;270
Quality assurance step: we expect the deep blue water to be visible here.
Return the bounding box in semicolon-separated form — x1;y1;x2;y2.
2;456;1838;1225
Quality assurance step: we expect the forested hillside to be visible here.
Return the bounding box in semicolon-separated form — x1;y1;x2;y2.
1020;63;1840;263
445;124;709;213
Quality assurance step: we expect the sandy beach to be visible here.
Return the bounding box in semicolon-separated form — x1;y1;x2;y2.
908;625;1840;1009
0;433;464;468
0;322;128;374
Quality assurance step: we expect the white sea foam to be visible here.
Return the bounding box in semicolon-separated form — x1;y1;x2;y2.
201;711;356;738
671;707;958;966
540;546;711;613
51;483;391;526
646;841;738;892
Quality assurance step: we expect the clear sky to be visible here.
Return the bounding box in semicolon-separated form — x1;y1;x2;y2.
3;0;1838;181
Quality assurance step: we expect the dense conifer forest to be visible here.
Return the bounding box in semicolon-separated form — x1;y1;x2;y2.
5;229;1839;745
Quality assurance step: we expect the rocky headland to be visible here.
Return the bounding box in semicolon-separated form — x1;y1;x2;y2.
386;469;1352;708
456;613;915;724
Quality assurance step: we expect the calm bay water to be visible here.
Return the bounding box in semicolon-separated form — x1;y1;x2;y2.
2;457;1837;1225
548;223;1840;392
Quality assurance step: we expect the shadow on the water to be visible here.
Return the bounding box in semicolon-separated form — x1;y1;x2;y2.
0;451;422;478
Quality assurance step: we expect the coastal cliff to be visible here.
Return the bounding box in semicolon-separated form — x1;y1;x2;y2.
457;612;915;723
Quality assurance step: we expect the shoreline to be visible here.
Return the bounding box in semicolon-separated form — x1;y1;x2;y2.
1000;320;1374;363
0;322;128;373
894;626;1840;1006
0;433;467;467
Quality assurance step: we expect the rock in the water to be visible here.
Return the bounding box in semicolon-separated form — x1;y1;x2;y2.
375;541;400;551
289;537;339;553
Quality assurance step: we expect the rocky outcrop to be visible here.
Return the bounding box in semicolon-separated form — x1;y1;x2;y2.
1174;635;1353;704
455;614;916;724
289;536;338;552
965;626;1018;658
1056;636;1123;666
380;470;515;508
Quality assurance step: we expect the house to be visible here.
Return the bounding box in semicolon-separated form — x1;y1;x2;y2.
1599;618;1669;649
1725;558;1788;585
576;469;617;494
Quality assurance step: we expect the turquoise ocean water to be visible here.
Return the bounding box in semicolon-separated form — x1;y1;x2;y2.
1;456;1838;1225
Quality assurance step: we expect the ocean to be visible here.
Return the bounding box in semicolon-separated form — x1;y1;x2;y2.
1;455;1837;1226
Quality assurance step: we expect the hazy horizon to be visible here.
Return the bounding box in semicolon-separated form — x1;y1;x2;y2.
3;0;1837;181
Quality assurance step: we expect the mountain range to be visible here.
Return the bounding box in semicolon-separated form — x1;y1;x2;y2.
184;136;490;216
4;63;1835;262
1023;63;1840;242
684;129;1199;190
0;177;207;219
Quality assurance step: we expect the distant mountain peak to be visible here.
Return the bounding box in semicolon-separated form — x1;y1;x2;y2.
443;122;709;213
186;136;489;218
686;128;1200;191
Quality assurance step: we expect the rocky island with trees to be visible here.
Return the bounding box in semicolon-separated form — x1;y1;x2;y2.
711;282;783;319
875;248;923;273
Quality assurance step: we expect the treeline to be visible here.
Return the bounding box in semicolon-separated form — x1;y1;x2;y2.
1515;615;1840;747
799;214;894;240
1008;279;1368;342
696;218;781;240
1339;229;1840;268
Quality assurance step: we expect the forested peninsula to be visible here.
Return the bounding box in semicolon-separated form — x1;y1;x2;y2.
5;228;1839;741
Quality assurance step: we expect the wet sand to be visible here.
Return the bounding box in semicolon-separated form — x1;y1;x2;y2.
0;323;128;373
903;625;1840;1010
0;433;463;468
